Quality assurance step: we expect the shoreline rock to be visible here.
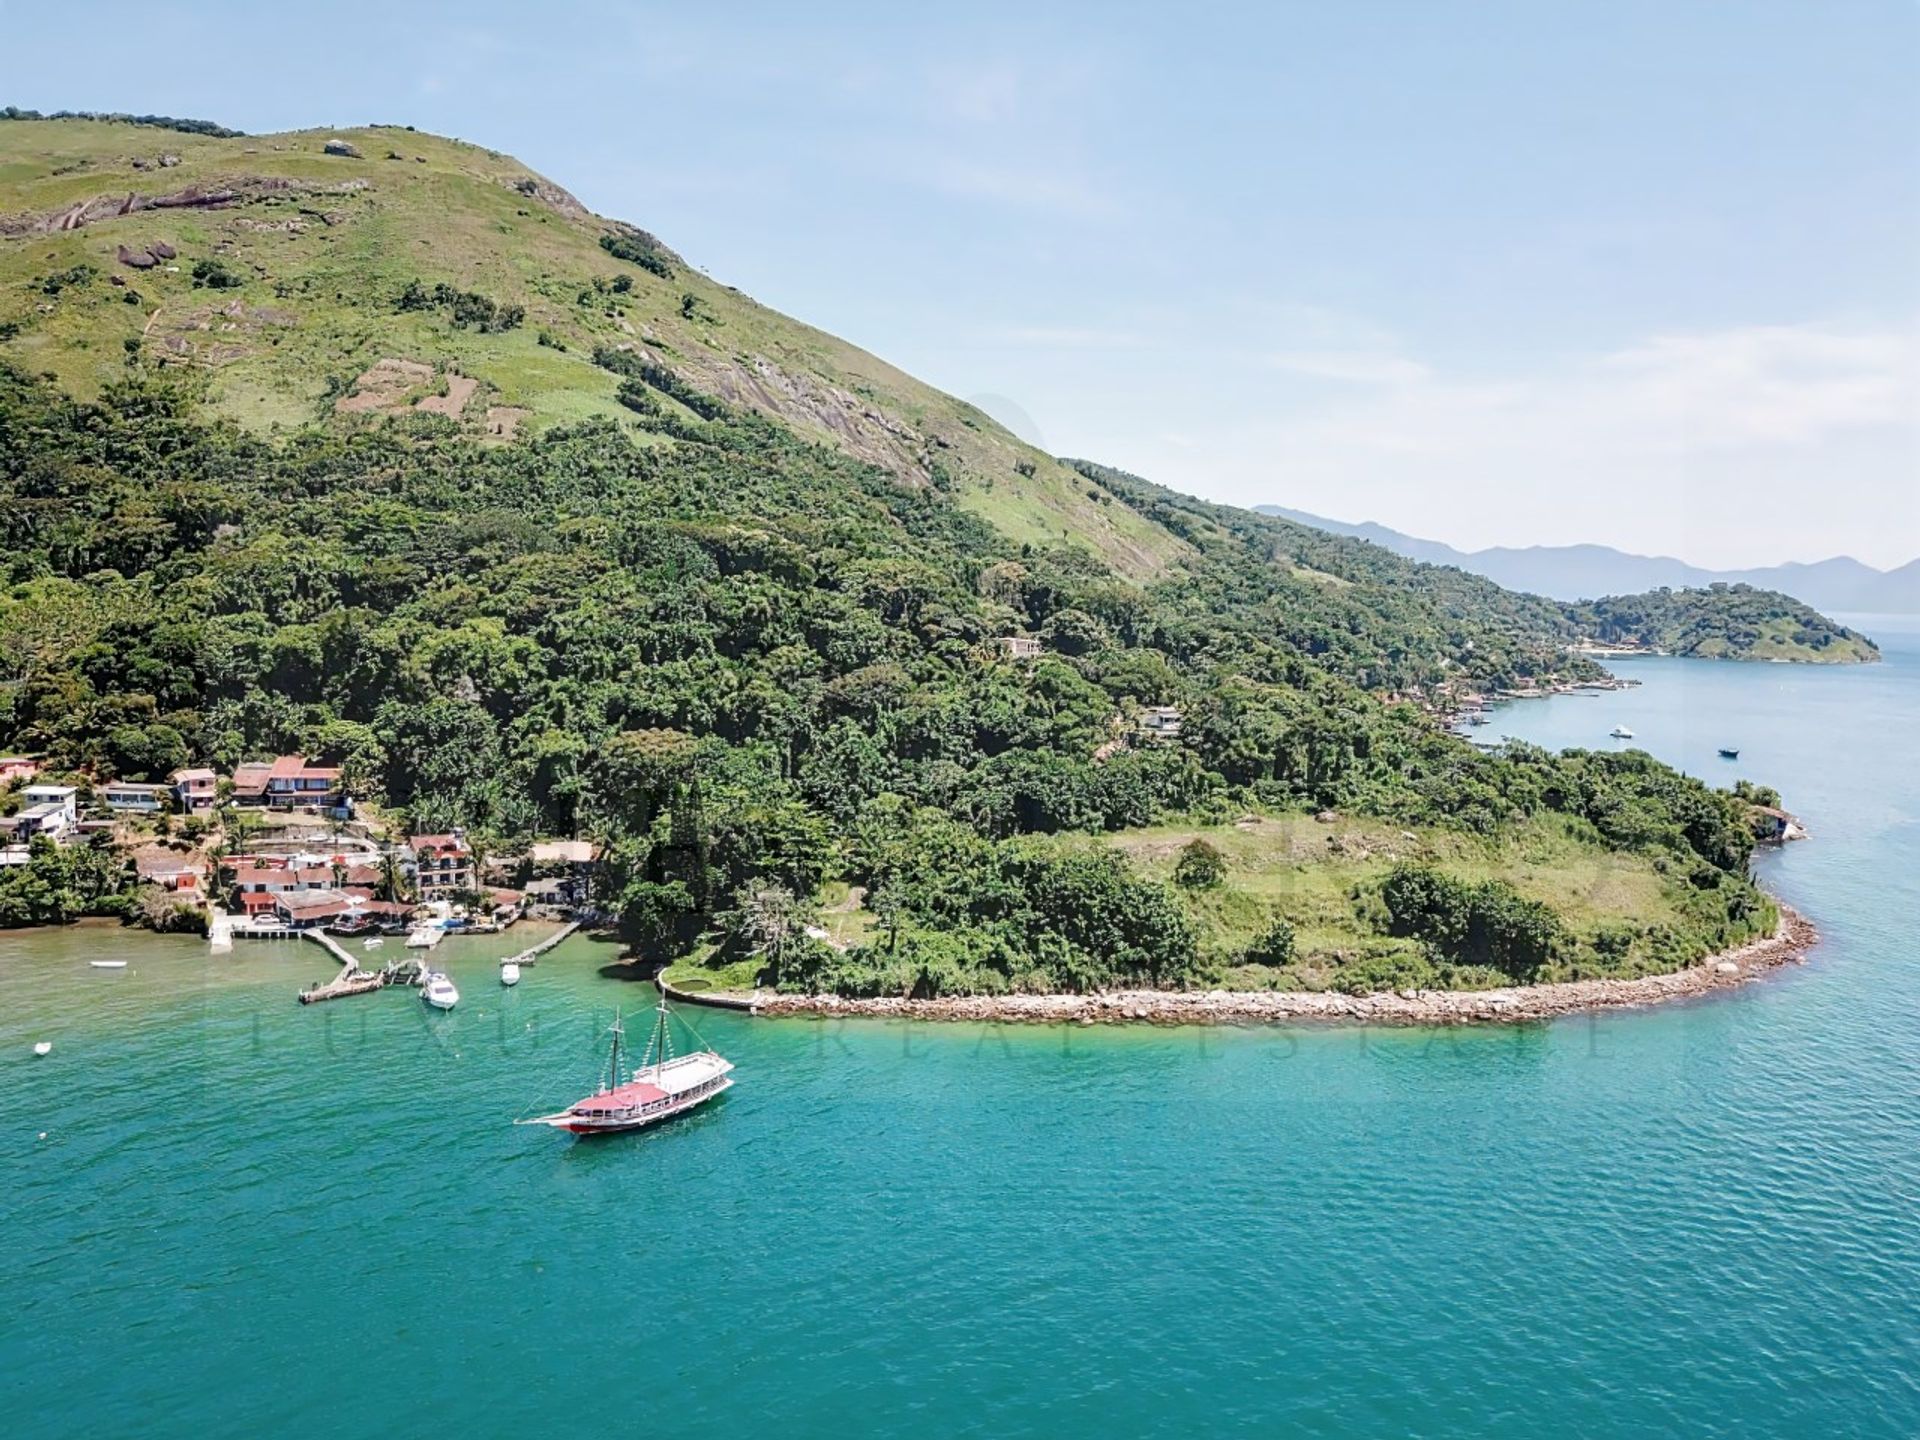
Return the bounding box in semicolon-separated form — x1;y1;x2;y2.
664;906;1818;1029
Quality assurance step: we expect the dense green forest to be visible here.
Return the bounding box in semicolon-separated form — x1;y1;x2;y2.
1569;584;1878;663
0;361;1772;989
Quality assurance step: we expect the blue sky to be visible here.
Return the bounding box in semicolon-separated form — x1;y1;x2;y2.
5;1;1917;567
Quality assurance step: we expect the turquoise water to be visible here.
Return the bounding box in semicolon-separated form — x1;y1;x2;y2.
6;627;1920;1437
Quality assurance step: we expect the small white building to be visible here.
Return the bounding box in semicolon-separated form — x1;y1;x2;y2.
1137;705;1185;742
11;784;78;840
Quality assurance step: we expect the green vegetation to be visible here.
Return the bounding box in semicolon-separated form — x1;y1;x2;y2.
0;118;1786;991
1570;583;1878;663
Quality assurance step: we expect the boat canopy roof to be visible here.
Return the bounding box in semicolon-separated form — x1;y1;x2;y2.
571;1078;669;1114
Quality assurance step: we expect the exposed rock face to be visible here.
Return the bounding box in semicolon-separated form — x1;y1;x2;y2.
322;138;362;158
507;173;590;220
116;243;157;269
0;176;367;236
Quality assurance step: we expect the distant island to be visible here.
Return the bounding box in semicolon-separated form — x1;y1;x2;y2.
1257;504;1920;615
0;115;1812;1008
1568;584;1879;665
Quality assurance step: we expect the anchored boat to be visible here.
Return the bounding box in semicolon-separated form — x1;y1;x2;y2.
1718;747;1740;759
520;1001;733;1137
1610;725;1635;739
422;971;460;1010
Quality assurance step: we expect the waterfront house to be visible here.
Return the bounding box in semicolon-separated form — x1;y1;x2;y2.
170;767;217;814
14;784;79;839
410;831;477;899
528;838;601;905
103;780;174;813
134;849;206;891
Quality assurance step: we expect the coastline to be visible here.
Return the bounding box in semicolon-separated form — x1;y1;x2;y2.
661;905;1818;1028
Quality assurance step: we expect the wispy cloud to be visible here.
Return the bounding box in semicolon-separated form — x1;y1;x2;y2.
1264;350;1432;385
991;324;1148;349
1111;320;1920;568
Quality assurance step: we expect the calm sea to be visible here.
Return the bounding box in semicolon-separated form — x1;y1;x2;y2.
4;621;1919;1438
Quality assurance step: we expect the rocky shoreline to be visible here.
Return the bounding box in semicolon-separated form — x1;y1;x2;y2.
663;906;1818;1028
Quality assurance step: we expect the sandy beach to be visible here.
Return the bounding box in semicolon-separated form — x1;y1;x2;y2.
663;905;1818;1028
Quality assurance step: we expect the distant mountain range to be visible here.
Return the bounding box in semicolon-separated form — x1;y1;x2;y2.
1254;506;1920;613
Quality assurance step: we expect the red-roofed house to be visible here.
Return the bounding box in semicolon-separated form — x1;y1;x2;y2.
230;756;345;813
409;832;475;899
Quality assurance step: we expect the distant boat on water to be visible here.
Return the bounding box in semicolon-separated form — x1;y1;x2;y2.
33;1041;51;1057
500;960;521;987
1610;725;1635;739
89;960;128;970
1719;747;1740;759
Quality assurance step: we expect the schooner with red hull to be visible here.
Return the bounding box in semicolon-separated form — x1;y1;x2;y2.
520;1000;733;1136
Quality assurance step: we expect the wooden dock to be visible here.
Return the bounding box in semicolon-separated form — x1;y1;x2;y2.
298;969;387;1004
504;920;581;969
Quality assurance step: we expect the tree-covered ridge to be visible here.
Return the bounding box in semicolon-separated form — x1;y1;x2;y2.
0;363;1774;990
1568;584;1879;663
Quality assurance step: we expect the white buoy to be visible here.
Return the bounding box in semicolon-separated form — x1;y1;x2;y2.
33;1041;52;1057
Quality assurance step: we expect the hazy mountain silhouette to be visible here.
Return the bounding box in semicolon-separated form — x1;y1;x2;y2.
1255;506;1920;613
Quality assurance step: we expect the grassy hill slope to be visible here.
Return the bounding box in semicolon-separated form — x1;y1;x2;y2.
0;116;1179;579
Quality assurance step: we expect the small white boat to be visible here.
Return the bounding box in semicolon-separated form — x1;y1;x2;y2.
1610;725;1635;739
500;961;521;987
405;925;443;950
422;972;459;1010
33;1041;52;1057
363;937;385;950
89;960;128;970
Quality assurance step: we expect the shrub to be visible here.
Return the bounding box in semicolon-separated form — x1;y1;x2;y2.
1174;837;1227;890
191;258;243;290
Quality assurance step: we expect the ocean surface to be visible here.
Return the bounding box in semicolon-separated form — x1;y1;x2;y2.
5;621;1920;1438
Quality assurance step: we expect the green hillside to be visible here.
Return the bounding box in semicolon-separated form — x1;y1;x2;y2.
1569;584;1879;664
0;116;1782;990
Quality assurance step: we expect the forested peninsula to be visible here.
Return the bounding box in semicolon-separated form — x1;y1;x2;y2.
0;118;1822;1000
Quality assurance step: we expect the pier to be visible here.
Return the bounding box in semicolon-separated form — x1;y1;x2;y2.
503;920;581;970
295;930;428;1003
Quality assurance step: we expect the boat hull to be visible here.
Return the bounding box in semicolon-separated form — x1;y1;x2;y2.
553;1077;733;1135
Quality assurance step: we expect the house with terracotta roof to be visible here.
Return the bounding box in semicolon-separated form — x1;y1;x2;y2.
410;832;476;899
230;756;346;813
134;849;207;892
0;756;38;785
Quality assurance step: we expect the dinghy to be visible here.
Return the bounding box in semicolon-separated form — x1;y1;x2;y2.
89;960;128;970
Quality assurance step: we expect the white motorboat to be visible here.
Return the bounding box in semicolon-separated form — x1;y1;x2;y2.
33;1041;52;1057
1610;725;1635;739
500;961;521;987
363;936;385;950
89;960;128;970
405;924;443;950
422;972;460;1010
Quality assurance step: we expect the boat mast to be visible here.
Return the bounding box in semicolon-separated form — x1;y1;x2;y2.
607;1010;623;1092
